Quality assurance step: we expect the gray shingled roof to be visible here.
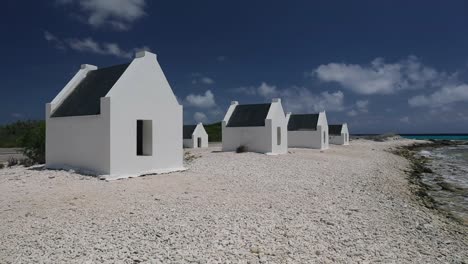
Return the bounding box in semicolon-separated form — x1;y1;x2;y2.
183;125;197;139
51;63;130;117
226;103;271;127
329;124;343;135
287;114;319;131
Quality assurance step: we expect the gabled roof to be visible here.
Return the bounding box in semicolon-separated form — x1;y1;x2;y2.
183;125;197;139
288;114;319;131
329;124;343;135
51;63;130;117
227;103;271;127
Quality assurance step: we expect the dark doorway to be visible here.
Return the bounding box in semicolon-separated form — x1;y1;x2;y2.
197;137;202;148
137;120;152;156
137;120;143;155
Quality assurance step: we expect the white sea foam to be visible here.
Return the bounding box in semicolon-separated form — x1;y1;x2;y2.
419;150;432;156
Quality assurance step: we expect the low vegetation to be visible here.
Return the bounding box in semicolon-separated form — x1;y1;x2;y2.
0;120;45;165
236;145;248;153
7;157;19;167
204;122;221;142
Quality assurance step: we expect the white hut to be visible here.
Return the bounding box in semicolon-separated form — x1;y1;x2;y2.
183;123;209;148
222;98;288;154
329;123;350;145
287;111;329;150
45;51;184;180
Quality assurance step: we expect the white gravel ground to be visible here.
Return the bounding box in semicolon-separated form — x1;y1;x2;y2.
0;139;467;263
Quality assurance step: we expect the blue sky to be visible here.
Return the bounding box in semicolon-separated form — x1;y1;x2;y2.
1;0;468;133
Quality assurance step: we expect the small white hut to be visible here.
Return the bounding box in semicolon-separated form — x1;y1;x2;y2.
329;123;350;145
45;51;184;179
287;111;329;150
183;123;209;148
222;98;288;154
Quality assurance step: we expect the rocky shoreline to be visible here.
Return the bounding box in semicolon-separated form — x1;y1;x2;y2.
392;140;468;225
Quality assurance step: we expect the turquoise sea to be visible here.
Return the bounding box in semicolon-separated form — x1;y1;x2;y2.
400;134;468;141
400;135;468;223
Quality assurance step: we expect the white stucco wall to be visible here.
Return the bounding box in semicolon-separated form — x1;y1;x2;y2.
183;123;209;148
287;111;329;150
266;99;288;154
45;98;111;175
193;123;209;148
105;51;183;177
221;99;287;154
330;123;350;145
183;139;194;148
46;51;184;178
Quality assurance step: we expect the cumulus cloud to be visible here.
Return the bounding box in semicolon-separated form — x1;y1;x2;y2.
408;84;468;108
44;31;149;59
233;82;344;113
257;82;278;98
314;56;450;95
11;113;24;118
185;90;217;108
347;110;358;117
355;100;369;113
281;88;345;113
399;116;410;123
194;112;208;123
191;74;215;85
56;0;146;30
44;31;66;50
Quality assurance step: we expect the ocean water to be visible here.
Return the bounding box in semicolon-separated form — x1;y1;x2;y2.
417;144;468;223
401;134;468;141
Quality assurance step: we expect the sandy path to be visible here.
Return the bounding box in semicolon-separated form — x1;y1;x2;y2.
0;139;466;263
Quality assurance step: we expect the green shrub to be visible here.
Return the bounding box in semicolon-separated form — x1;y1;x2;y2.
0;120;44;148
204;122;221;142
20;121;45;164
7;157;19;167
236;145;248;153
19;158;35;167
0;163;4;169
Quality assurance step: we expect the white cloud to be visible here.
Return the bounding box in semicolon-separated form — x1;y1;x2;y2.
185;90;217;108
257;82;278;98
232;82;344;113
44;31;149;59
194;112;208;123
408;84;468;108
347;110;358;117
217;56;226;62
44;31;66;50
200;77;215;84
399;116;410;123
67;38;134;58
191;75;215;85
57;0;146;30
11;113;24;118
355;100;369;113
231;86;257;95
314;56;449;95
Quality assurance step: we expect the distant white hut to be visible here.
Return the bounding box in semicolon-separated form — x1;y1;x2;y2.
329;124;350;145
45;51;184;179
222;98;288;154
183;123;208;148
287;111;329;150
